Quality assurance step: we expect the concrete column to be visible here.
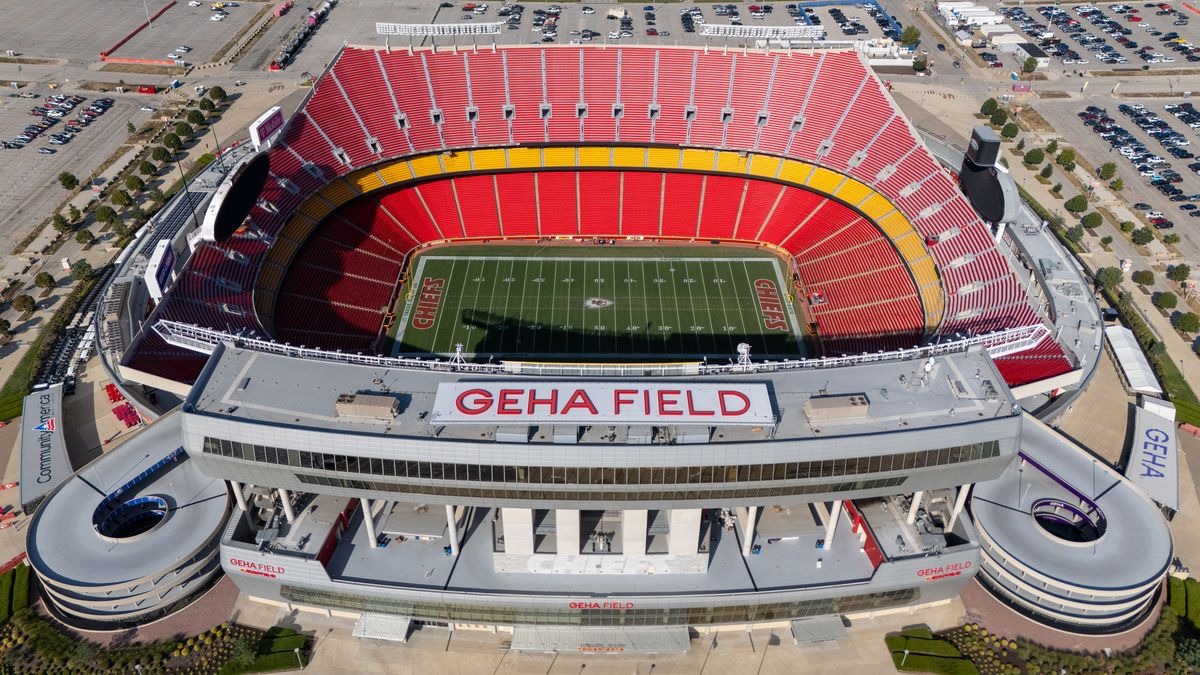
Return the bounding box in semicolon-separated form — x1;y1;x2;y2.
948;484;973;532
445;504;460;557
556;509;580;554
361;498;378;549
741;506;760;558
277;488;296;523
229;480;249;513
907;491;925;525
622;509;648;556
501;508;534;555
668;509;702;556
824;500;843;549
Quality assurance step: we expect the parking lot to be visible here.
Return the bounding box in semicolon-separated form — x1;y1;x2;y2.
0;0;257;65
290;0;904;64
0;91;147;253
1077;99;1200;228
985;2;1200;74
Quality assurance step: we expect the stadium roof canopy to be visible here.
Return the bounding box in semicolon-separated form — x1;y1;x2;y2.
1104;326;1161;396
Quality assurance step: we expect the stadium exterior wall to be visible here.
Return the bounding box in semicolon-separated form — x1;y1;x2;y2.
182;413;1019;510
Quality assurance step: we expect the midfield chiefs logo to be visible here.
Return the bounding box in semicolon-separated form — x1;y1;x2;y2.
228;558;285;579
917;561;972;581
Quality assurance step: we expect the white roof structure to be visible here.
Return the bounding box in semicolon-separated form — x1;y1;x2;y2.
1104;326;1162;396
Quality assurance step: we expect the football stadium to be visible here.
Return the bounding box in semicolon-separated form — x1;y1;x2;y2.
22;41;1176;648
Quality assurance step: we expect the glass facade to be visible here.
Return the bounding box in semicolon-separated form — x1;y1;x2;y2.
201;436;999;486
280;585;919;626
294;472;905;500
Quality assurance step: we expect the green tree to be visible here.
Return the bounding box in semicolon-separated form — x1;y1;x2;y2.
1023;148;1044;165
57;172;79;190
1164;233;1181;245
208;85;227;102
51;213;71;233
1016;138;1026;151
149;188;166;204
33;272;54;291
1168;264;1192;283
1001;122;1019;139
901;25;921;46
112;222;132;240
68;204;81;223
174;122;193;138
1063;195;1088;212
1046;139;1059;155
1099;162;1117;180
75;229;94;246
199;97;216;113
138;160;157;176
187;109;205;125
1175;312;1200;333
1154;291;1178;310
12;295;34;315
125;175;145;192
1040;163;1053;179
1096;266;1124;289
95;205;117;224
1051;182;1062;194
230;635;256;667
1132;270;1154;286
70;259;93;282
1100;235;1113;247
0;319;10;337
912;55;927;72
162;133;182;152
1080;212;1101;228
1057;147;1076;166
126;121;136;135
111;190;132;208
1022;56;1038;73
152;146;171;162
981;98;999;116
1109;177;1124;192
1065;224;1085;243
1178;636;1200;669
990;109;1009;127
1120;220;1136;233
1132;227;1155;246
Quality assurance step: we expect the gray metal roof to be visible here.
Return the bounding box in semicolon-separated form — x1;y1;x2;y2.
185;343;1017;446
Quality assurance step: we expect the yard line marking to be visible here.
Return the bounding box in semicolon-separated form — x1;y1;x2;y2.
514;258;530;353
738;259;769;355
495;257;516;353
682;259;702;355
705;259;736;355
428;257;458;355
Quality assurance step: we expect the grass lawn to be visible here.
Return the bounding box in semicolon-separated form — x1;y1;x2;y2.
391;244;807;361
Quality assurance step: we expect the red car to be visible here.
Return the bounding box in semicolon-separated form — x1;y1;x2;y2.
990;62;1004;68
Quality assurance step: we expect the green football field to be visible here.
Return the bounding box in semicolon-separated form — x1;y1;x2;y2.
391;245;807;361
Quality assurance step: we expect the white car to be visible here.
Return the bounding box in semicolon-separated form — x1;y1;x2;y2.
608;30;621;39
582;6;595;14
177;45;192;52
140;105;157;113
167;53;181;59
210;13;225;20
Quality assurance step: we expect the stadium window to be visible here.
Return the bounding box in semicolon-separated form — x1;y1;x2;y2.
366;137;382;155
612;103;624;119
791;115;805;132
466;106;478;123
816;140;833;158
721;108;733;124
333;148;351;166
503;104;515;121
395;112;409;131
684;105;696;122
648;104;660;121
756;111;769;127
576;103;588;119
540;103;552;120
430;109;443;126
